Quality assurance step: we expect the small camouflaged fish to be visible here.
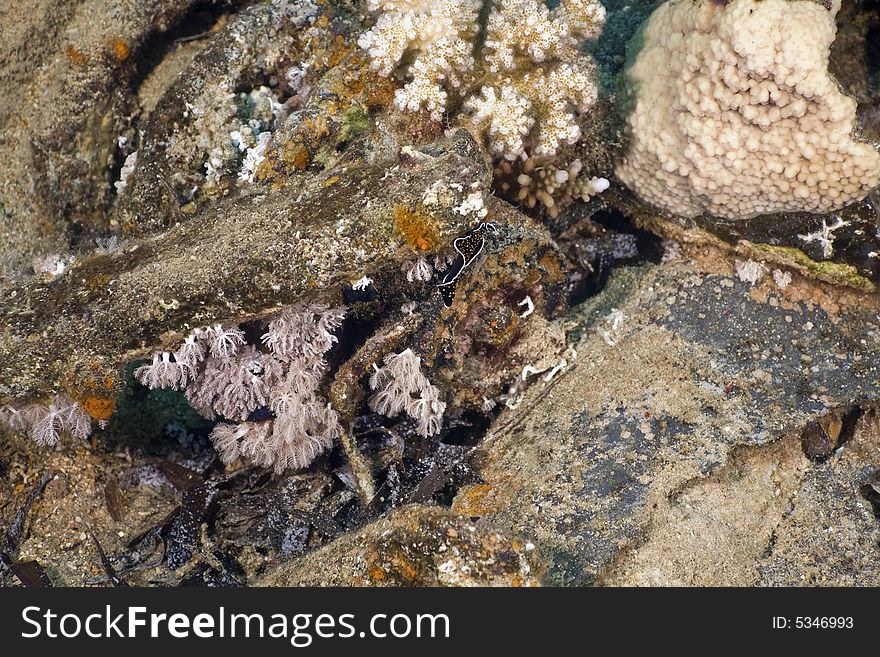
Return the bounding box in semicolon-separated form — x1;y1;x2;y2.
437;222;496;307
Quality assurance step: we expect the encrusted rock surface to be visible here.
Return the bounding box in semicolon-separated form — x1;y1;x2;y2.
454;257;880;585
4;248;880;587
255;505;541;587
0;0;209;259
0;128;491;406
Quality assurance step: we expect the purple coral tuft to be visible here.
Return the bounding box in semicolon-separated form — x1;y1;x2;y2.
2;395;93;446
204;324;246;358
369;348;446;437
141;302;347;473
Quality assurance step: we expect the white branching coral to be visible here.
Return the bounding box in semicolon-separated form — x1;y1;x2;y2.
464;85;535;160
136;303;347;473
228;84;288;185
360;0;605;161
555;0;606;38
616;0;880;220
359;0;480;121
1;396;92;446
483;0;604;71
473;0;603;159
597;308;625;346
520;63;599;158
369;348;446;437
797;216;849;258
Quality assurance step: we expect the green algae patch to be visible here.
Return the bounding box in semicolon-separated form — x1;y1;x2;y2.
742;242;875;292
336;105;372;145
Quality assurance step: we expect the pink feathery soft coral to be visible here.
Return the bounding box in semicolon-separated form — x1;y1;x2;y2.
134;352;189;390
204;324;246;358
9;395;93;446
141;303;347;473
369;348;446;437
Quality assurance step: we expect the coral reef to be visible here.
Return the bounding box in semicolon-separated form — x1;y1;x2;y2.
0;129;491;407
616;0;880;220
2;0;880;590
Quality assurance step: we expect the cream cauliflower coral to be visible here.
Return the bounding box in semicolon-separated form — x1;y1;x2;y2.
616;0;880;220
358;0;606;161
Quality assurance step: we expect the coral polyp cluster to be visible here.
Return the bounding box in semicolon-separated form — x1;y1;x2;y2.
358;0;480;120
368;348;447;437
495;156;609;217
616;0;880;220
134;303;348;473
359;0;606;161
0;397;92;446
129;298;452;474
